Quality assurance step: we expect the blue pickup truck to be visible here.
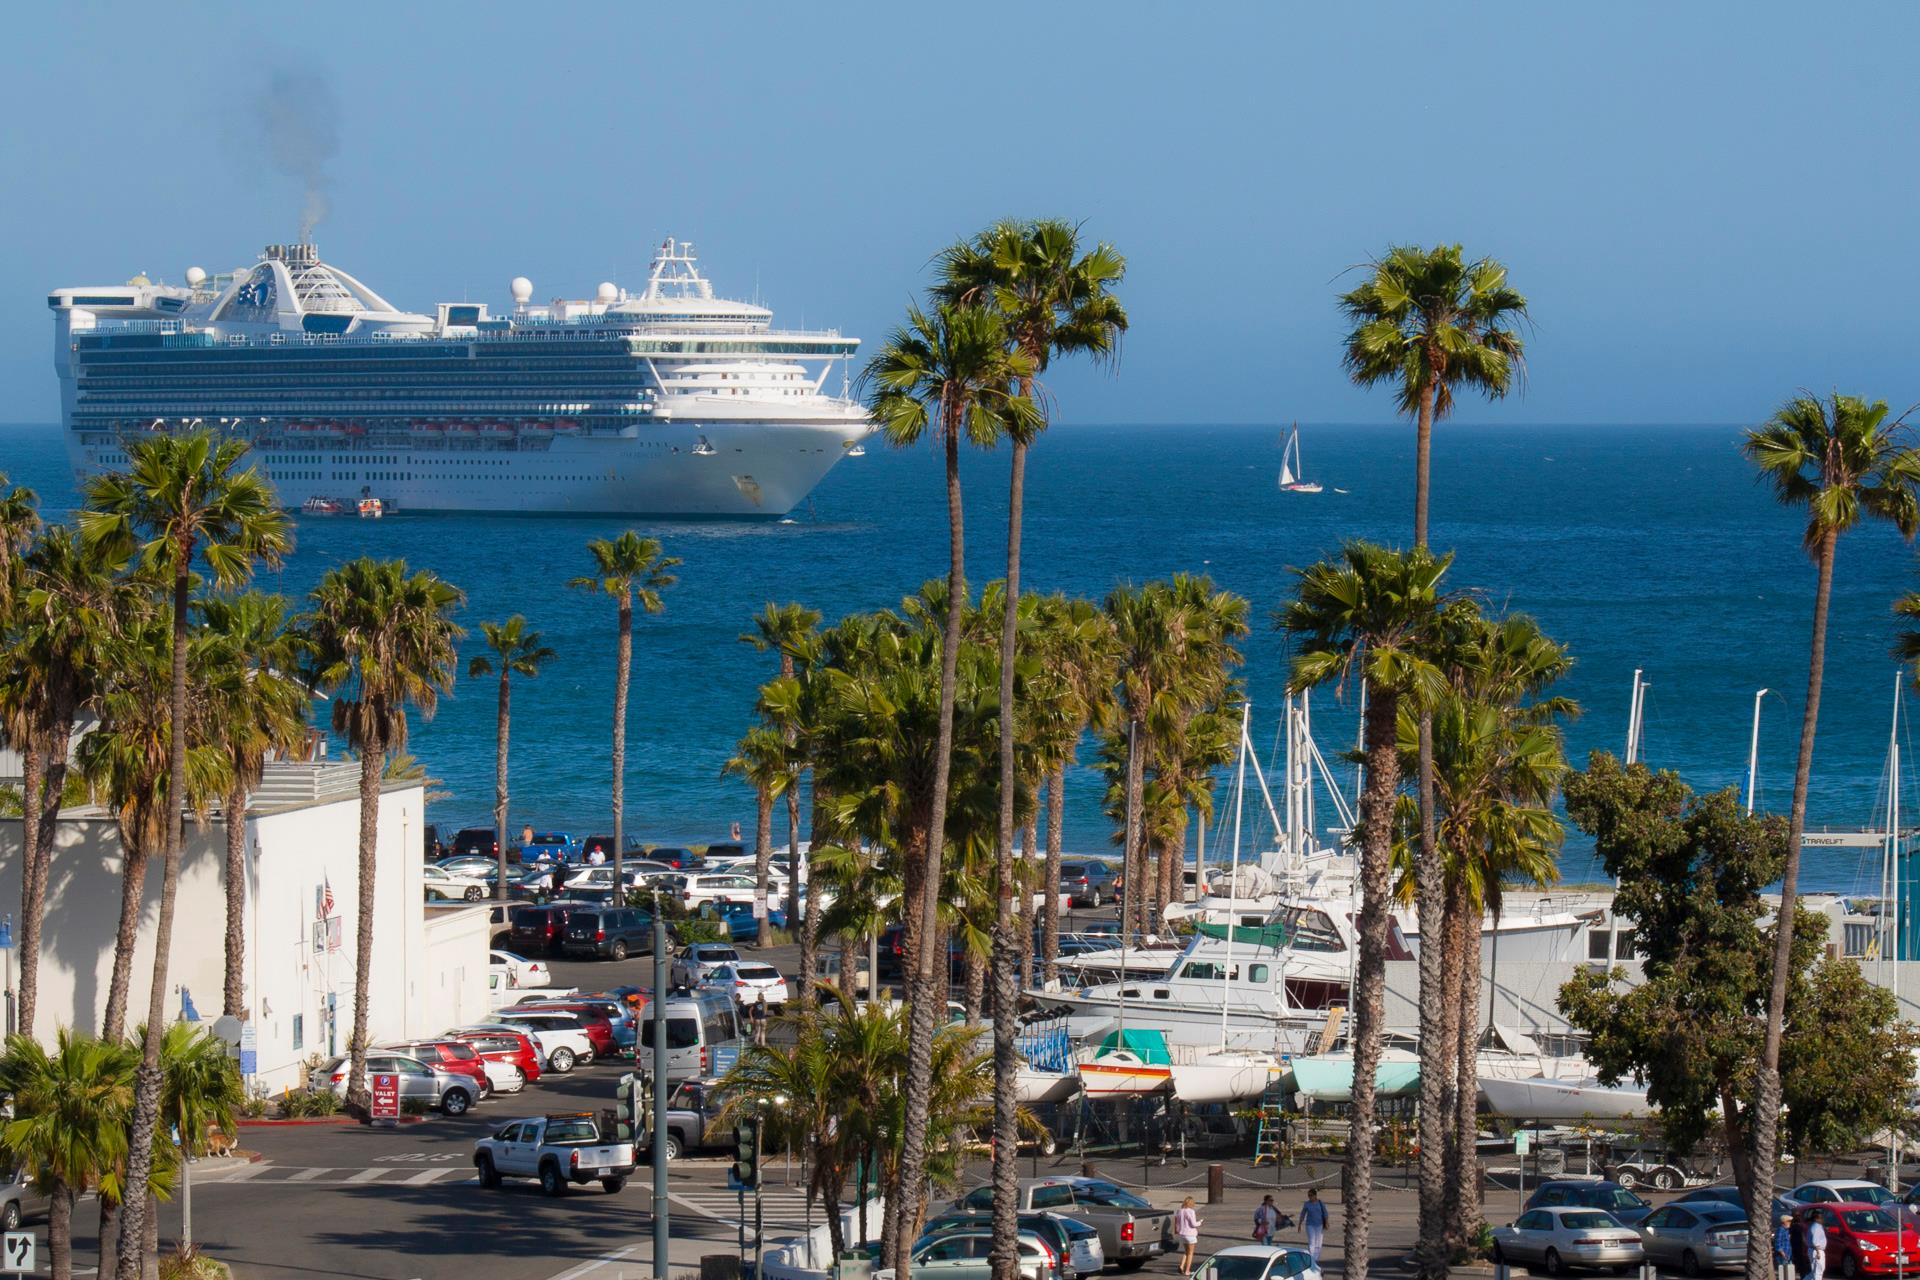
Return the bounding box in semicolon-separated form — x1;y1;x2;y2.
523;832;585;866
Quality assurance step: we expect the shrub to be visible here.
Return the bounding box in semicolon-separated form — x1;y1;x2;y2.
401;1096;432;1116
281;1088;342;1119
238;1092;270;1119
674;919;726;945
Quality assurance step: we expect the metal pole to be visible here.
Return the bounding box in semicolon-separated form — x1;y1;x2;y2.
1625;670;1642;764
1120;719;1137;1038
1747;689;1769;814
181;1134;192;1248
653;903;670;1280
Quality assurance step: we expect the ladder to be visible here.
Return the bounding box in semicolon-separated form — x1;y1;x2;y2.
1253;1077;1288;1165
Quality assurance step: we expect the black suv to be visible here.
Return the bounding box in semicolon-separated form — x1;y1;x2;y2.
451;827;502;859
561;907;657;960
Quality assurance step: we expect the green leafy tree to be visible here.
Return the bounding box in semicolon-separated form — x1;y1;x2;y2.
0;1031;134;1280
1558;754;1919;1198
570;533;680;896
466;616;555;898
1742;393;1920;1276
300;558;464;1110
1279;542;1449;1280
860;300;1036;1274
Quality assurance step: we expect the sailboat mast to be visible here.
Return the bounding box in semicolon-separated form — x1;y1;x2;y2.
1224;702;1251;1049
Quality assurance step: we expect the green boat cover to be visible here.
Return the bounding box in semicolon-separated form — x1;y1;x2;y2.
1095;1028;1172;1064
1193;921;1290;949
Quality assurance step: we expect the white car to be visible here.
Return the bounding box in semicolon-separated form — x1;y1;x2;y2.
424;865;489;902
478;1058;527;1093
678;873;778;910
700;961;790;1007
489;949;551;989
670;943;742;989
1492;1206;1645;1272
469;1017;595;1073
1191;1245;1321;1280
1787;1180;1898;1207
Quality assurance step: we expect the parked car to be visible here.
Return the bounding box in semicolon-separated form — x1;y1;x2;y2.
642;1077;733;1161
1525;1180;1655;1227
380;1038;495;1100
1789;1181;1900;1207
671;942;742;988
1637;1200;1749;1275
1675;1185;1800;1226
0;1168;49;1231
677;872;765;910
1186;1245;1319;1280
318;1052;477;1114
1789;1203;1920;1278
644;847;704;871
510;901;599;956
500;1008;617;1062
424;864;490;902
451;827;504;859
1057;860;1118;908
703;841;748;862
510;1001;631;1056
437;854;502;878
922;1211;1106;1280
561;907;657;961
472;1113;635;1196
448;1027;543;1085
490;949;551;989
524;832;585;865
423;823;447;862
583;834;644;862
469;1016;594;1073
951;1177;1173;1270
907;1228;1060;1280
700;900;789;942
698;960;790;1007
1492;1205;1645;1273
635;992;745;1081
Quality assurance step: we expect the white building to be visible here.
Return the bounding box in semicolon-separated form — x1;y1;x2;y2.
0;761;489;1092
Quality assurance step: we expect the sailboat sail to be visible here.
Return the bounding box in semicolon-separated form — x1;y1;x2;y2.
1278;425;1323;494
1279;429;1297;487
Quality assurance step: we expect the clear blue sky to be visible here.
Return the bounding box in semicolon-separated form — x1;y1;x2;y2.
4;3;1915;426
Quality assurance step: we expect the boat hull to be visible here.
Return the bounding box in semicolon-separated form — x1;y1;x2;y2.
1288;1051;1420;1103
1013;1068;1081;1104
1169;1054;1280;1104
1477;1075;1650;1121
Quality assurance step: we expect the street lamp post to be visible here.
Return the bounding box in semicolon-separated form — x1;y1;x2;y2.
652;896;669;1280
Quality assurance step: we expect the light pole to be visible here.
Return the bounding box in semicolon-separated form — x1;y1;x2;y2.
652;894;669;1280
1747;688;1769;814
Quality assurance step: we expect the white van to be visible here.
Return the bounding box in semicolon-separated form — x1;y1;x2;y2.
635;992;744;1081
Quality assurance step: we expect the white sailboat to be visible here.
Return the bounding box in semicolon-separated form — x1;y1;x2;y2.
1278;424;1324;494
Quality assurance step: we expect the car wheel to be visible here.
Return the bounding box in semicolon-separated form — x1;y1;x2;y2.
1088;891;1101;909
1490;1243;1506;1265
610;940;628;961
0;1202;19;1231
550;1047;576;1073
441;1087;472;1116
540;1162;566;1197
476;1154;501;1188
464;886;484;901
1615;1168;1640;1189
1652;1167;1678;1190
602;1177;626;1194
476;1078;492;1101
1842;1251;1861;1279
1543;1248;1564;1276
664;1133;683;1161
1680;1249;1701;1277
1039;1133;1058;1156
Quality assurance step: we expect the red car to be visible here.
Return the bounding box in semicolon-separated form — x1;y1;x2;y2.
1794;1203;1920;1277
448;1028;543;1084
507;1004;619;1059
381;1039;493;1099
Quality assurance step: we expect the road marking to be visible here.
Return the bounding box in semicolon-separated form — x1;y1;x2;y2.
544;1244;640;1280
285;1167;331;1182
346;1168;388;1184
404;1169;454;1185
207;1162;269;1183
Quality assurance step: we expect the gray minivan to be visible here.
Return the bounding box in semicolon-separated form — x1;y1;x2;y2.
636;992;743;1081
0;1168;48;1230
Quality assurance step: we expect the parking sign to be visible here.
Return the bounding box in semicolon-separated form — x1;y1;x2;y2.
371;1073;400;1122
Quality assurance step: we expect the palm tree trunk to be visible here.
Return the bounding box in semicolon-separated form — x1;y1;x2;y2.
1747;525;1836;1280
27;723;72;1031
965;947;985;1023
1451;891;1486;1245
104;844;148;1041
345;725;386;1113
754;786;775;948
98;1200;118;1280
1412;797;1450;1276
990;435;1027;1280
888;412;968;1277
1043;765;1065;985
1019;814;1038;994
140;1190;157;1280
494;670;510;901
1413;373;1435;547
613;592;632;899
223;779;248;1016
117;561;194;1280
1346;687;1403;1280
1436;875;1467;1239
786;785;803;942
49;1185;71;1280
17;740;45;1037
802;788;829;1012
1123;720;1146;937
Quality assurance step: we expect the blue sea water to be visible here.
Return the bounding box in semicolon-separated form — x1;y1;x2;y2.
4;419;1915;895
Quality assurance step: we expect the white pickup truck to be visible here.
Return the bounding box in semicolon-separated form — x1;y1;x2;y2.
472;1113;637;1196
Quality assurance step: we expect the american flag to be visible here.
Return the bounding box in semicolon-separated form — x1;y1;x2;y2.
321;876;335;918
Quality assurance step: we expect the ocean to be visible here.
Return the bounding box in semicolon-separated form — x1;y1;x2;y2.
3;419;1914;895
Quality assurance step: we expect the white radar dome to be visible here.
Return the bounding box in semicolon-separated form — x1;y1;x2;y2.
510;276;533;303
185;266;207;287
596;281;618;303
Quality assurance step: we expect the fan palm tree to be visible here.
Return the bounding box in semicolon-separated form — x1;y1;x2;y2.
0;475;39;611
0;1031;134;1280
860;299;1035;1271
1029;596;1116;982
201;592;311;1016
78;430;287;1280
1280;542;1450;1280
744;604;822;941
1744;394;1920;1265
569;533;679;894
466;616;555;899
299;558;464;1110
0;528;129;1035
723;724;794;947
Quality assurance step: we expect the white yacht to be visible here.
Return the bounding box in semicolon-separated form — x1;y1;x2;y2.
46;237;873;517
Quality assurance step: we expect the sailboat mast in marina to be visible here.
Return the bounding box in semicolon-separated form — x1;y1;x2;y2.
1278;423;1324;494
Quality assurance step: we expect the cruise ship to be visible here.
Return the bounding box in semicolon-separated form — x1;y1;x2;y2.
47;238;873;517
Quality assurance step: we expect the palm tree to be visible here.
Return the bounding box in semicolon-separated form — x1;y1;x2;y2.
0;1031;134;1280
723;724;793;947
201;593;311;1016
78;430;287;1280
466;616;555;899
300;558;464;1111
570;533;680;895
1029;596;1115;982
1749;394;1920;1273
1340;246;1527;1272
743;604;823;948
0;529;129;1035
1280;542;1450;1280
0;476;39;611
861;299;1035;1272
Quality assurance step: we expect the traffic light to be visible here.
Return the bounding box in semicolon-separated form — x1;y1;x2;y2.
732;1116;761;1188
615;1072;647;1143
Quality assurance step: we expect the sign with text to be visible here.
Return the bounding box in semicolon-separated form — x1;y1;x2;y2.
239;1022;258;1077
371;1072;400;1123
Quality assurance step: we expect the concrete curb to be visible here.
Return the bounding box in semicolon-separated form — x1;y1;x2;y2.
237;1115;430;1127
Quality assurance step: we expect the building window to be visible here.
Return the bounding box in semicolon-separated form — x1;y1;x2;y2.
1588;925;1637;961
292;1013;303;1051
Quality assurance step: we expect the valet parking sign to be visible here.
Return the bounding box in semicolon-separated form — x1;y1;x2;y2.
371;1073;400;1125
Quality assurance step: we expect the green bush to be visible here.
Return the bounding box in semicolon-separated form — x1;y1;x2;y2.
281;1088;342;1119
401;1096;432;1116
674;919;727;945
238;1092;270;1119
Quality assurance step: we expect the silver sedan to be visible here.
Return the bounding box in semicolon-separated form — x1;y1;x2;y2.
1493;1206;1646;1274
1637;1201;1750;1275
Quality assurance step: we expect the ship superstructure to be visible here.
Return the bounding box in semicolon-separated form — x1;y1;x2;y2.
46;238;872;516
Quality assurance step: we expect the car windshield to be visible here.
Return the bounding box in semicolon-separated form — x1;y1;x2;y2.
1844;1210;1901;1232
700;947;739;961
1841;1187;1897;1206
1076;1181;1152;1209
1199;1257;1276;1280
1562;1213;1618;1230
738;966;780;980
1598;1189;1643;1210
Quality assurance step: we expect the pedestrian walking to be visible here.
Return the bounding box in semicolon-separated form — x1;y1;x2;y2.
750;991;768;1046
1775;1213;1795;1280
1807;1212;1827;1280
1253;1195;1282;1244
1300;1188;1329;1264
1174;1197;1203;1276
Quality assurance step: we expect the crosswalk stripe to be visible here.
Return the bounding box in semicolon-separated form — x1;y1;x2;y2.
345;1168;388;1184
286;1168;330;1182
404;1169;453;1185
211;1163;268;1183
